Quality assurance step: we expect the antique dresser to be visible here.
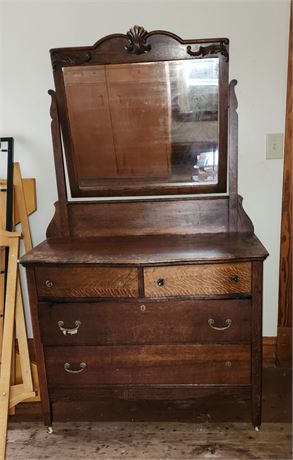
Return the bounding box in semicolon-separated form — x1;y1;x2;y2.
21;26;268;431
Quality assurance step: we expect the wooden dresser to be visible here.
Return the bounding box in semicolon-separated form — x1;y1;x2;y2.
21;27;268;431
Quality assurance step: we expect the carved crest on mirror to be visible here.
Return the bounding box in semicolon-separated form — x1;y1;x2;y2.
125;25;151;54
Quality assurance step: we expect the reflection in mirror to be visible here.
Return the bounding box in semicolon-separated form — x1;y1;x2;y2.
63;58;219;191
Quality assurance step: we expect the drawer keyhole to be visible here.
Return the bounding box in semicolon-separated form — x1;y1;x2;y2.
230;275;240;284
140;304;146;312
157;278;166;287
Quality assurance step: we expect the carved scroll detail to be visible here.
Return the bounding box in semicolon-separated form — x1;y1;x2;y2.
186;40;229;61
125;25;151;55
51;51;92;71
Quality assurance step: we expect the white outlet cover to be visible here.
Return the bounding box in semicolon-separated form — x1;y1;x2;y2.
266;133;284;160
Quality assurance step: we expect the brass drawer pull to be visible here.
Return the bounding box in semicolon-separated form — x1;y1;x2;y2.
45;280;54;288
230;275;240;284
208;318;232;330
57;320;81;336
225;361;232;367
157;278;166;287
64;362;87;374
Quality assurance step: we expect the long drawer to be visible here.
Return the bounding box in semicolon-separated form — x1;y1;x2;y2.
44;344;251;386
35;266;138;298
144;262;251;297
38;299;251;346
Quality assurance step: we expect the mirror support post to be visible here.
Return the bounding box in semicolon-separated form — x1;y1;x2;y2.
48;90;70;238
228;79;238;232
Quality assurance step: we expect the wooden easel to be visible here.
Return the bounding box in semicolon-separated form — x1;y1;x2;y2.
0;230;36;460
0;160;37;459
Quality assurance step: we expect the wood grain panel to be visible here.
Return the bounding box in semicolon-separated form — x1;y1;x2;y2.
35;267;138;298
144;262;251;297
68;197;229;237
25;268;52;427
21;234;268;266
38;299;251;346
45;344;251;385
263;336;277;367
277;1;292;365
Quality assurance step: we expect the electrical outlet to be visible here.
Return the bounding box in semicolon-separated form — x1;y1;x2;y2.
266;133;284;160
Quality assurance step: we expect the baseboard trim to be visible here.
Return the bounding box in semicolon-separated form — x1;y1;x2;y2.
277;327;292;365
263;336;277;367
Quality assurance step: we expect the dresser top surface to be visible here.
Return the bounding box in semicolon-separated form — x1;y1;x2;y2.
21;233;268;266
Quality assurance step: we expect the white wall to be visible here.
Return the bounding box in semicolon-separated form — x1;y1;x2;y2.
1;0;290;336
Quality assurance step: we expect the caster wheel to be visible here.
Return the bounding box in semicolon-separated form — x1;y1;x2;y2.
47;426;53;434
254;426;260;432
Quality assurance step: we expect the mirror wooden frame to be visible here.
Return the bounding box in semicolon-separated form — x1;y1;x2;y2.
50;26;229;197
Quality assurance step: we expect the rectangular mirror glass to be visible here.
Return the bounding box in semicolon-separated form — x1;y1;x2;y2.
63;58;220;196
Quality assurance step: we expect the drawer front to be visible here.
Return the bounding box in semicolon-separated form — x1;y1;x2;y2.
144;262;251;297
45;344;251;386
35;267;138;298
39;299;251;346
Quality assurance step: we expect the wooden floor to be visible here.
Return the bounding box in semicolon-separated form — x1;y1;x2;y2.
6;367;292;460
6;421;292;460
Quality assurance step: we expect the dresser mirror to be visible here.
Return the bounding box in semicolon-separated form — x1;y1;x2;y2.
51;27;229;196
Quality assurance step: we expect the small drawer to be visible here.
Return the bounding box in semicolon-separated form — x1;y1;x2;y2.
38;299;251;346
45;344;251;386
35;266;138;298
144;262;251;297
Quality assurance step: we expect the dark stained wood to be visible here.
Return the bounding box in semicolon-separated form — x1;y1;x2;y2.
50;28;229;197
35;266;138;298
277;327;292;365
263;336;277;367
47;90;70;239
51;33;229;70
25;268;52;427
38;299;252;346
20;26;269;431
277;1;292;366
21;234;268;266
12;366;290;414
49;384;251;403
251;261;263;429
228;80;238;232
24;336;278;368
44;344;251;386
144;262;251;297
46;195;254;239
50;197;228;238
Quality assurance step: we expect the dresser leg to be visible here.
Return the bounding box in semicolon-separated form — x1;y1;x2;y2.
251;357;262;429
251;383;262;430
42;399;53;430
251;261;263;430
